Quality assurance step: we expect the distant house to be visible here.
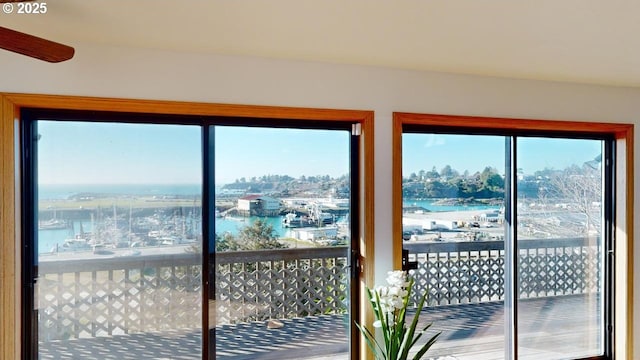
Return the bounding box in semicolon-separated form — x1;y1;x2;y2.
475;211;502;223
292;226;339;242
237;195;281;217
403;217;459;230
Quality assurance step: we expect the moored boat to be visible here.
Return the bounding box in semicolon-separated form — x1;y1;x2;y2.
51;237;91;253
39;219;69;230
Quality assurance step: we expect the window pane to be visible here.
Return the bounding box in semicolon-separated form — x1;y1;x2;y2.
516;137;604;358
402;133;506;359
212;126;352;359
36;121;203;359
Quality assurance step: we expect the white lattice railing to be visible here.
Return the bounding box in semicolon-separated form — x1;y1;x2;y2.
38;253;203;341
37;247;349;341
37;238;600;342
405;237;601;306
214;247;349;324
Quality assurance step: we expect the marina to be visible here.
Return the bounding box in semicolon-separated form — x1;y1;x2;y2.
37;193;354;255
37;189;513;257
38;195;502;256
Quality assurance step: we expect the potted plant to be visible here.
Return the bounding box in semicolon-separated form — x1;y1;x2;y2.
356;270;440;360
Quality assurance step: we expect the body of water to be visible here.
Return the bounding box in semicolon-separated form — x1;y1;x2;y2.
37;184;499;254
37;201;496;254
38;221;94;254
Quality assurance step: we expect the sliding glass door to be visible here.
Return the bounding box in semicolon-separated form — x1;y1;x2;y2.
401;133;507;358
23;112;360;360
399;127;611;359
29;120;204;359
210;126;354;359
516;137;605;358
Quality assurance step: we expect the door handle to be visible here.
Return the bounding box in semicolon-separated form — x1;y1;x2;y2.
402;249;418;271
350;249;361;279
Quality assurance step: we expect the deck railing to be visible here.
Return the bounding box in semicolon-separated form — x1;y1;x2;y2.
214;247;349;324
404;237;601;306
37;247;349;341
37;238;600;342
38;252;203;341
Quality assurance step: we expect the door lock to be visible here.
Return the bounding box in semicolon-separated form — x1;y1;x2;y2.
402;249;418;271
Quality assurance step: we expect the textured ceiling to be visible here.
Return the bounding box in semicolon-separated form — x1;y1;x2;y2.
2;0;640;87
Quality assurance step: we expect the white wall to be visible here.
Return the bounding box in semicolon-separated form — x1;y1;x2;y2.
2;43;639;353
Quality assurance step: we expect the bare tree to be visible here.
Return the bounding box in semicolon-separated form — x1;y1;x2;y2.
523;157;602;239
548;163;601;236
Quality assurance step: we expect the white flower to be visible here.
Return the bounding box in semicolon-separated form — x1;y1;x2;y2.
370;272;413;315
375;285;389;297
387;285;408;299
387;286;400;296
388;296;404;310
386;270;410;288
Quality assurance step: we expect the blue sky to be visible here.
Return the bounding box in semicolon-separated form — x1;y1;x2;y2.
37;121;350;185
38;121;203;185
402;133;603;176
37;121;602;185
214;126;350;183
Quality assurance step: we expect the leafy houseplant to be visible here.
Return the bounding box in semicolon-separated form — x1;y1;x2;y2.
356;270;440;360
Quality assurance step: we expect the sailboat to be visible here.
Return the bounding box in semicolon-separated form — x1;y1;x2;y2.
39;208;68;230
39;218;68;230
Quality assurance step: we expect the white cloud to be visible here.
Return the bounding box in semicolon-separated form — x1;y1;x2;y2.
423;134;445;148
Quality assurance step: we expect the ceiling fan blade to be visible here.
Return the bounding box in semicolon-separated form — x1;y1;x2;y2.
0;26;74;63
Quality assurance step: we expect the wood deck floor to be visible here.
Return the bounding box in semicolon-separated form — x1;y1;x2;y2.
39;294;601;359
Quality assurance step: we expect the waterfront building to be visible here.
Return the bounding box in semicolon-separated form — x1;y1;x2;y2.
237;195;281;217
292;226;339;242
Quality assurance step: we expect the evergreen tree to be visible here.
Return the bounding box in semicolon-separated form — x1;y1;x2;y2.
216;232;241;251
236;219;287;250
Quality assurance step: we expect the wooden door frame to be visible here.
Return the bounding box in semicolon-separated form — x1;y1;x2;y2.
0;93;375;360
392;112;633;359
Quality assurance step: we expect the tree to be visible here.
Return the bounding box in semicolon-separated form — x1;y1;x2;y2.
549;164;601;235
479;167;504;192
523;158;602;238
236;219;288;250
440;165;458;179
202;220;290;252
216;231;241;251
426;166;440;180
